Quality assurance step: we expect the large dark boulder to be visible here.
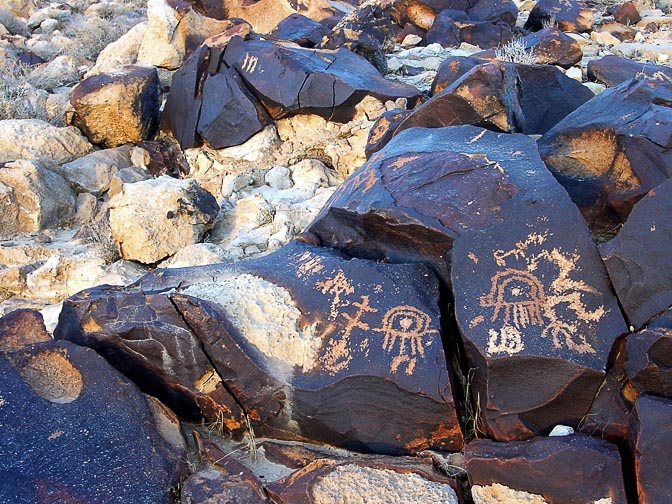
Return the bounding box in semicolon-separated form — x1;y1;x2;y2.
538;78;672;234
0;340;185;503
600;178;672;329
525;0;593;33
587;55;672;87
466;435;627;503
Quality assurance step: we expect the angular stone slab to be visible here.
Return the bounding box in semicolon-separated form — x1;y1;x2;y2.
168;241;462;454
600;178;672;329
196;67;273;149
626;328;672;398
0;340;185;503
222;36;420;121
55;286;246;430
365;108;411;158
395;61;592;137
466;435;627;503
538;78;672;233
431;55;484;95
266;455;459;503
270;13;330;47
587;55;672;87
628;395;672;504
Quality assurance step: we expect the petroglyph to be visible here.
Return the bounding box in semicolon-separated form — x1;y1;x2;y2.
374;306;438;375
478;232;604;356
316;270;354;320
241;53;258;73
341;295;378;339
296;251;325;278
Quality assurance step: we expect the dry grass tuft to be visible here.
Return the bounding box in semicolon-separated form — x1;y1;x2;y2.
495;38;537;65
0;8;28;36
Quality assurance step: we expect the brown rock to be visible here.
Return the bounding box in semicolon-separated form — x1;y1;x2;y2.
600;178;672;329
626;328;672;397
365;108;412;158
270;13;330;47
54;287;246;430
612;1;641;25
538;78;672;234
525;0;593;33
595;21;637;42
587;55;672;86
69;65;161;148
426;9;468;47
466;435;627;503
0;309;50;353
431;56;485;95
396;61;593;137
266;455;459;503
627;395;672;504
0;340;185;503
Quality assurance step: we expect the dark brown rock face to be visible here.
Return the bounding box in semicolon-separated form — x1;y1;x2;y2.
525;0;593;32
270;13;330;47
587;56;672;87
395;61;593;138
628;395;672;504
365;108;412;158
431;56;485;95
626;328;672;398
57;241;463;455
266;455;459;503
612;1;641;25
0;309;50;352
162;31;420;148
55;287;246;429
0;340;185;503
538;78;672;234
69;65;161;148
600;178;672;329
222;36;420;121
465;435;628;503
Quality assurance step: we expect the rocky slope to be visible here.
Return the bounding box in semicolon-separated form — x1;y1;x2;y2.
1;0;671;502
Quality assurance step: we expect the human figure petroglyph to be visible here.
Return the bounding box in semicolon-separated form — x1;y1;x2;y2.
316;269;354;320
374;305;438;374
477;232;604;355
341;295;378;339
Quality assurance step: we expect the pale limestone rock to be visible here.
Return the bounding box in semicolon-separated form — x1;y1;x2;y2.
222;0;335;33
0;119;93;164
0;230;110;304
30;55;81;88
591;31;621;46
613;42;672;61
312;464;459;504
182;273;321;375
291;159;340;189
265;165;293;190
209;193;274;244
0;160;75;237
109;176;219;264
92;259;149;287
107;166;151;198
59;145;133;195
401;34;423;47
471;483;547;504
565;66;583;81
549;425;575;436
45;92;72;124
74;193;99;224
87;21;147;76
583;82;606;95
158;242;231;268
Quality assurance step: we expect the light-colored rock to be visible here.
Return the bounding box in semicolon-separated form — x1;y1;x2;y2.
291;159;340;189
612;42;672;63
549;425;575;436
60;145;133;194
591;31;621;46
74;192;99;224
182;273;321;375
583;81;606;95
0;229;110;304
109;176;219;264
311;464;459;504
471;483;547;504
27;5;71;29
265;165;293;190
87;21;147;76
0;160;75;237
30;55;81;89
40;17;59;34
158;242;231;268
401;34;423;47
45;92;72;125
92;259;149;287
209;193;274;245
107;166;151;198
222;0;334;33
0;119;93;164
565;66;583;81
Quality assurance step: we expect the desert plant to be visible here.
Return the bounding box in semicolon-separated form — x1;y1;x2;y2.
495;38;537;65
62;14;127;62
0;63;49;121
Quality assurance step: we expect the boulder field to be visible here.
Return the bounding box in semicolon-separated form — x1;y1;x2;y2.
1;0;671;502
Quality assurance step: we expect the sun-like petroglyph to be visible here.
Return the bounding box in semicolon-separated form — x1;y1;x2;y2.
316;269;355;320
373;305;438;375
475;232;605;356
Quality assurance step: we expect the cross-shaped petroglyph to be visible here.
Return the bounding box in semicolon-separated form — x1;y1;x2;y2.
341;295;378;339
